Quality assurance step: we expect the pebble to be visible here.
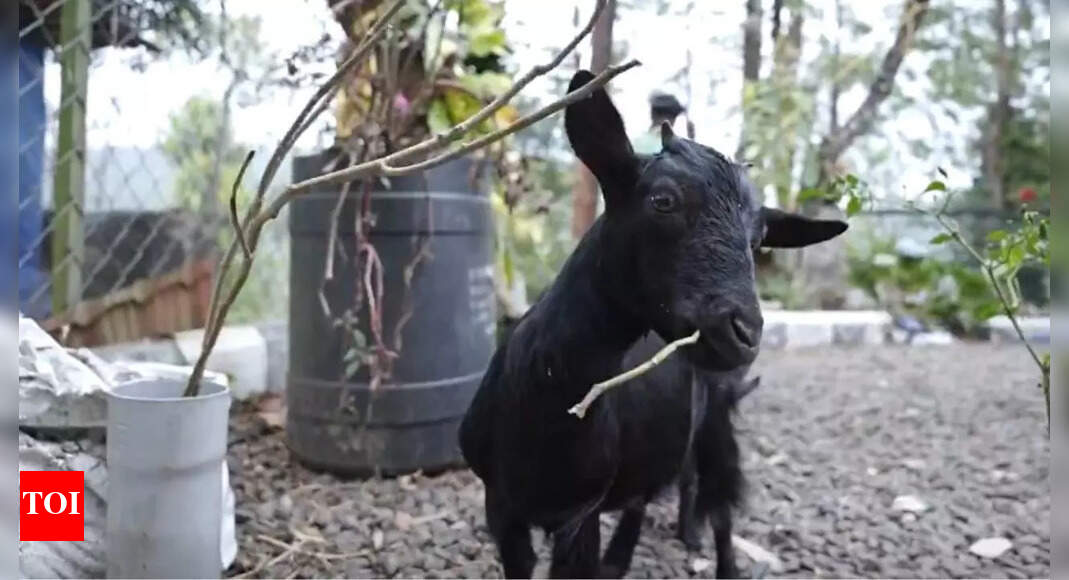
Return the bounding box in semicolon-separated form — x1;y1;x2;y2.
223;345;1049;579
970;537;1013;559
689;557;712;573
891;494;930;513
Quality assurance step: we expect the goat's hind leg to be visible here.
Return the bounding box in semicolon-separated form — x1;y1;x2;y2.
485;489;536;578
600;501;646;578
710;504;739;579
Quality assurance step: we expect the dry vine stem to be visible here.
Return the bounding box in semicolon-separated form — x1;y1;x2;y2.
568;330;702;419
184;0;636;397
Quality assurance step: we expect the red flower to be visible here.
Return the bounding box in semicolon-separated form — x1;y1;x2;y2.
1018;187;1037;203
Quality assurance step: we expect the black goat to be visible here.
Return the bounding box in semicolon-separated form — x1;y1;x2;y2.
459;70;847;579
601;336;759;578
675;368;760;559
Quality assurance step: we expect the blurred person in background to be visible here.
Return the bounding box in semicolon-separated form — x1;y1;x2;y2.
632;92;688;155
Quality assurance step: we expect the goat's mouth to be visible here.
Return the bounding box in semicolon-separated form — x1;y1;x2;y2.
678;316;761;371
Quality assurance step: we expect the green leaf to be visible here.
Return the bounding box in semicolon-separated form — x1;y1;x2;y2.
797;187;827;202
427;99;452;135
987;230;1008;243
459;72;514;99
502;243;514;287
974;301;1003;321
345;359;362;378
846;195;862;217
468;27;507;57
450;0;497;26
442;87;484;125
1007;244;1026;267
929;233;954;245
925;180;947;192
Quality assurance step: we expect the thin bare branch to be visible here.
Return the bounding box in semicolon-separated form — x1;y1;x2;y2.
568;330;701;419
286;0;611;188
199;0;406;352
820;0;929;169
186;0;408;397
257;0;406;199
278;59;640;204
229;150;255;261
930;212;1045;372
184;0;636;398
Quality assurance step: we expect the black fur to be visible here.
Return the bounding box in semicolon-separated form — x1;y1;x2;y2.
459;70;848;579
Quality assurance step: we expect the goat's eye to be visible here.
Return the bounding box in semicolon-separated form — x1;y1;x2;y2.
649;191;678;213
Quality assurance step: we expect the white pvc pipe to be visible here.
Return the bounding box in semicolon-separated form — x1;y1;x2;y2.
106;378;230;579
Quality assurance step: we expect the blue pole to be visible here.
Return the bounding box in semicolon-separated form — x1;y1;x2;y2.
18;31;49;318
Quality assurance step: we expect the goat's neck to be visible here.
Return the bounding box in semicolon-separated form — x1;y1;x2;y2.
519;220;644;400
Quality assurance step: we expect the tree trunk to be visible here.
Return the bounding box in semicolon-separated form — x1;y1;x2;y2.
829;0;842;136
982;0;1012;209
771;0;784;43
816;0;930;187
801;0;930;310
736;0;763;163
770;10;804;210
571;0;615;239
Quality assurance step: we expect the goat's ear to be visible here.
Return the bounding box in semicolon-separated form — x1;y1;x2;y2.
759;207;849;248
565;70;639;198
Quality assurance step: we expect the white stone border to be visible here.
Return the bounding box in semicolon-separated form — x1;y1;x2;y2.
87;313;1050;397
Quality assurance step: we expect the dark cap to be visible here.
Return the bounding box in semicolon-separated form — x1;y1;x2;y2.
649;92;685;117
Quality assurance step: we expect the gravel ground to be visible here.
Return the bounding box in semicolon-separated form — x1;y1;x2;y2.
226;344;1050;579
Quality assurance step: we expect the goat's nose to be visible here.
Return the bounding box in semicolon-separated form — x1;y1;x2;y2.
729;310;762;348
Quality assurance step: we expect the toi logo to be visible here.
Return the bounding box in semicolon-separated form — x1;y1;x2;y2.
20;471;85;541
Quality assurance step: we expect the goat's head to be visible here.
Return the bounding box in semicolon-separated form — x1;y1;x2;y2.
565;70;848;371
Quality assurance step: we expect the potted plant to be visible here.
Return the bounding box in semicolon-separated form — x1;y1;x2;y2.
97;0;622;574
286;0;524;475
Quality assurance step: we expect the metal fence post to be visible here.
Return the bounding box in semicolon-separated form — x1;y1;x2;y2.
51;0;91;316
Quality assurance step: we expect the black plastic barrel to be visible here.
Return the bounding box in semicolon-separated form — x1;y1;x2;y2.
286;152;495;476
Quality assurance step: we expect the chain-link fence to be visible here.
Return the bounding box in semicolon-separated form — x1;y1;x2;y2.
17;0;296;347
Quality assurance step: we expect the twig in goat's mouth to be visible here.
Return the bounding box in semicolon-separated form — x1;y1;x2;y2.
567;330;701;419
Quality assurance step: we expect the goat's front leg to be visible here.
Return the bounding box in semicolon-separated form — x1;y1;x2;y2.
485;489;536;578
711;505;739;579
549;513;601;579
676;456;703;551
601;502;646;578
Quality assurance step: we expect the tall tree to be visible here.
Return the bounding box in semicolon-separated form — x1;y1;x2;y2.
815;0;931;187
909;0;1048;208
769;1;805;209
981;0;1012;209
735;0;763;162
797;0;930;309
571;0;616;239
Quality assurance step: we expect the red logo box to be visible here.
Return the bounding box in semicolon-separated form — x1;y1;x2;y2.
20;471;85;541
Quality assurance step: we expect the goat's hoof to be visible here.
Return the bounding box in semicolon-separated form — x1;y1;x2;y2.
715;563;741;579
598;564;625;579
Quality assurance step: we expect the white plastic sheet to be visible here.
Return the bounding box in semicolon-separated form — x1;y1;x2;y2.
17;314;237;577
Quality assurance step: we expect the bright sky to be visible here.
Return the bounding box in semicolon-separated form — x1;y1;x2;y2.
41;0;1027;198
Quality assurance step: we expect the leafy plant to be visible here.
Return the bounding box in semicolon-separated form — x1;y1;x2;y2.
798;173;870;217
921;186;1050;419
846;235;999;336
813;171;1050;421
332;0;519;151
